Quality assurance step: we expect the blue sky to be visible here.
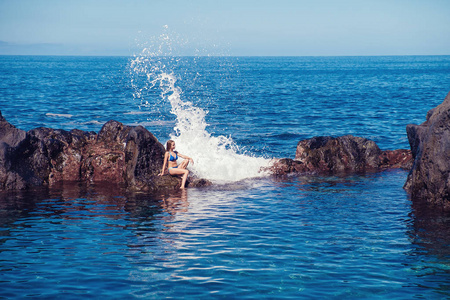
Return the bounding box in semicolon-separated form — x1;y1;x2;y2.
0;0;449;56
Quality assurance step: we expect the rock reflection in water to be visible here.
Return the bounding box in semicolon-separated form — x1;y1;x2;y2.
409;202;450;262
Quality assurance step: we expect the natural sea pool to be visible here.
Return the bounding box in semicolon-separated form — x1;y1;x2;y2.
1;55;450;298
1;171;449;299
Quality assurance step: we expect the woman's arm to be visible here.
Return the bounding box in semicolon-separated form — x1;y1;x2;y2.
159;152;169;175
178;153;194;164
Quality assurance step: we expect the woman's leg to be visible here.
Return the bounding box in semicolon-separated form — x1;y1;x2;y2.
169;168;189;189
179;159;190;169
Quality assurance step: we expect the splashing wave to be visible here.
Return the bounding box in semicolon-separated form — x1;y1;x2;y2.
129;28;271;182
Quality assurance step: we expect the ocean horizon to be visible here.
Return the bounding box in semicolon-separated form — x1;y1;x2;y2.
2;53;450;57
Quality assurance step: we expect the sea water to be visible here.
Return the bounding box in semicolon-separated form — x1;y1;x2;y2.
1;53;450;299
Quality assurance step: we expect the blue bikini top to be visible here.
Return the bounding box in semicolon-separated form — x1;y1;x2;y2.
169;151;178;161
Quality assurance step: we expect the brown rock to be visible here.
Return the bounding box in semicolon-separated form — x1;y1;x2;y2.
379;149;413;170
296;135;381;173
0;112;205;192
404;92;450;209
269;158;308;175
270;135;412;176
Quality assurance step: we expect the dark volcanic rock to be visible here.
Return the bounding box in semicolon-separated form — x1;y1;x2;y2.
404;92;450;209
295;135;382;173
0;112;204;191
0;112;28;190
379;149;413;170
269;135;412;176
269;158;308;175
187;176;214;188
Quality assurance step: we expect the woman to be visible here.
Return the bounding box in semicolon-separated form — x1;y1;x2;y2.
159;140;194;189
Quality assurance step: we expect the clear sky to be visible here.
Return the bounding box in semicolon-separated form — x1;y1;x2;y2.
0;0;449;56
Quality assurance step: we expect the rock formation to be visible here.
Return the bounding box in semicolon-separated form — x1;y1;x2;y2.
0;111;210;191
270;135;412;176
404;92;450;209
0;109;420;192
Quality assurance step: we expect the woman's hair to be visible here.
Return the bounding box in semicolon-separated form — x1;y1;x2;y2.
166;140;175;151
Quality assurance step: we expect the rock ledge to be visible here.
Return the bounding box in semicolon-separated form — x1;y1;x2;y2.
269;135;412;176
404;92;450;209
0;112;211;191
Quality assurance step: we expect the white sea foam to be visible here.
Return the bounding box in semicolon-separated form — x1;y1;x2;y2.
46;113;73;118
128;120;175;127
141;71;270;183
80;120;103;125
161;73;270;182
124;111;154;115
129;27;271;183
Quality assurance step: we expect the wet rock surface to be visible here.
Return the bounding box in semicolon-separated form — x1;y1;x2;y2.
404;92;450;209
270;135;412;176
0;110;424;193
0;111;210;191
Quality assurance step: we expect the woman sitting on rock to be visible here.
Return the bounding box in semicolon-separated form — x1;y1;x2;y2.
159;140;194;189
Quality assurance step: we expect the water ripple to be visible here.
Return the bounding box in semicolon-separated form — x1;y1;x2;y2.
1;56;450;298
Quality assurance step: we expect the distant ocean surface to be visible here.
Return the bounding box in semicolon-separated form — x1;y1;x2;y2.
1;55;450;299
